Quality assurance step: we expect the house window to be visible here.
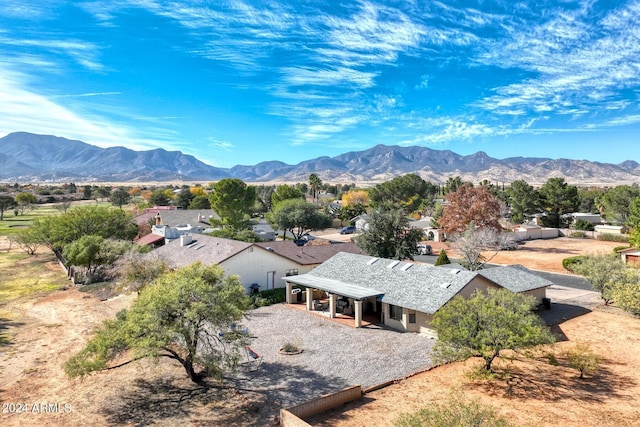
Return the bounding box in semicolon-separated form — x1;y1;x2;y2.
389;304;403;321
408;310;416;324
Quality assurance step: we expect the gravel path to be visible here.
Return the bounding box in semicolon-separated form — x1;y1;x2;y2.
225;304;436;407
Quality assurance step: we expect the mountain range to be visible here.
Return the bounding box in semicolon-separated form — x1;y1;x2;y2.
1;132;639;185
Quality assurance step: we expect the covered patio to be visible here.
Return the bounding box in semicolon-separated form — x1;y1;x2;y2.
284;275;384;328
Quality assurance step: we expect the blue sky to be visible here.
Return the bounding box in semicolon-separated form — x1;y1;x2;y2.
1;1;639;168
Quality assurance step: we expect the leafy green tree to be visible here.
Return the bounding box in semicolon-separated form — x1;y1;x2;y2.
15;192;38;215
610;268;640;315
628;196;640;248
176;187;195;209
578;187;606;214
571;253;626;304
0;195;16;220
268;199;331;240
111;251;169;294
395;392;513;427
434;249;451;266
254;185;275;213
271;184;304;207
82;185;92;200
439;183;501;234
29;205;138;252
597;184;640;225
189;195;211;209
564;343;601;379
538;178;579;228
63;235;133;284
149;188;171;206
94;186;111;201
109;187;131;209
355;208;423;260
65;263;250;384
573;219;594;231
208;228;259;243
208;179;256;231
369;174;438;214
505;180;539;224
432;288;554;372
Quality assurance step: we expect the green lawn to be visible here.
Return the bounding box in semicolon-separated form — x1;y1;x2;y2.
0;201;115;236
0;251;68;302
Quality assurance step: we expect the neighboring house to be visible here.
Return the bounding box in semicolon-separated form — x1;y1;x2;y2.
150;209;221;242
409;217;445;242
568;212;604;225
618;247;640;266
353;214;369;231
135;232;165;249
511;224;558;240
157;209;220;228
283;252;550;332
146;234;362;293
594;224;626;235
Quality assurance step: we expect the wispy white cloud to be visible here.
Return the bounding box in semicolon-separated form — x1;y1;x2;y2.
0;36;105;71
473;0;640;119
0;65;180;153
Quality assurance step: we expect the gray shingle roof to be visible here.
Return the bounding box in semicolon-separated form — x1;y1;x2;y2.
146;234;251;268
254;241;363;266
289;252;481;314
478;264;552;292
158;209;219;226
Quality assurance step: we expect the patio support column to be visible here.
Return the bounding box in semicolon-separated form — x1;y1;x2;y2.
354;300;363;328
328;293;336;318
285;282;292;304
306;287;314;311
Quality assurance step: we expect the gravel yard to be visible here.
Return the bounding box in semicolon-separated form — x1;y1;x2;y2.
225;304;436;407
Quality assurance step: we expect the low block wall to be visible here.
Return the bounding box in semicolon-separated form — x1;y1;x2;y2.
280;385;362;426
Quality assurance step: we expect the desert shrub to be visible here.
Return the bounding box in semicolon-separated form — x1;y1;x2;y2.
434;248;451;266
570;231;586;238
597;233;629;243
573;219;594;231
613;245;631;253
563;256;586;272
249;286;305;308
395;393;513;427
564;343;601;379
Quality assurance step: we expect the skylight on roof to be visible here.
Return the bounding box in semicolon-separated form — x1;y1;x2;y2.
449;269;459;275
367;258;379;265
439;282;451;289
400;263;413;271
387;260;400;269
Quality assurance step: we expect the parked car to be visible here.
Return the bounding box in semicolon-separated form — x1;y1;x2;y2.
417;243;433;255
339;226;356;234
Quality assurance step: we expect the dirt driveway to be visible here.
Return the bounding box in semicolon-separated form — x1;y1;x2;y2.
476;237;622;273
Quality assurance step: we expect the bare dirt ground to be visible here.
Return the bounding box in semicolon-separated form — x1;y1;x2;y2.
0;236;637;426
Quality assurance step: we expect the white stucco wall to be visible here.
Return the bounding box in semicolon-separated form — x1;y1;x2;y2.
220;247;316;293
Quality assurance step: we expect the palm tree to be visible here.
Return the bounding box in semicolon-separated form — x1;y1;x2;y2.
309;173;322;204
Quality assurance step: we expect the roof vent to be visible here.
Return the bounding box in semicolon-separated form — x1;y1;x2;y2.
387;260;400;269
367;258;379;265
266;247;273;251
400;263;413;271
440;282;451;289
449;269;460;275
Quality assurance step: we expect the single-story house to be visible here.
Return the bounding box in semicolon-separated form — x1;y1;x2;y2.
568;212;604;225
145;234;362;293
618;247;640;266
409;217;446;242
283;253;551;333
594;224;626;235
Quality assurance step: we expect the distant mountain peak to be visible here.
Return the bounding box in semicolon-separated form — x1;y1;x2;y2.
1;132;638;185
